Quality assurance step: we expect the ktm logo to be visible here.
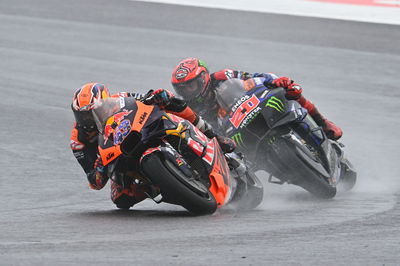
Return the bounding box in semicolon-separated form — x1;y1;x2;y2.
106;152;114;160
139;112;148;124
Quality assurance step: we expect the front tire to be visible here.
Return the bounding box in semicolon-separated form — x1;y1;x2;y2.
232;170;264;210
338;161;357;191
269;138;337;199
141;152;217;215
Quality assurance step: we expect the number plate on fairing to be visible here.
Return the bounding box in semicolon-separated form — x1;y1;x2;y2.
229;94;262;129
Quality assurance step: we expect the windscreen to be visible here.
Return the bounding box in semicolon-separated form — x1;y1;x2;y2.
215;79;246;112
92;97;121;134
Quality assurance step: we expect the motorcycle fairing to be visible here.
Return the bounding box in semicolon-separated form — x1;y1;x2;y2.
140;115;232;206
229;94;262;129
98;99;156;166
166;114;231;206
166;114;232;205
207;138;232;206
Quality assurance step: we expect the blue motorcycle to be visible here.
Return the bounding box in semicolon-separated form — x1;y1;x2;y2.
215;78;357;199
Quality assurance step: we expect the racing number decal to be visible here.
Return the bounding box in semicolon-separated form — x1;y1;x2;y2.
114;120;131;145
229;95;260;128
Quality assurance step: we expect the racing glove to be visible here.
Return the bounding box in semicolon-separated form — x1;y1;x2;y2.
94;154;105;173
149;89;174;107
285;83;303;100
271;76;292;88
272;77;303;100
86;154;108;190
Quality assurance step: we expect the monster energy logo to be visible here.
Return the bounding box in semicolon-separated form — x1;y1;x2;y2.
231;132;245;147
267;136;276;145
266;96;284;113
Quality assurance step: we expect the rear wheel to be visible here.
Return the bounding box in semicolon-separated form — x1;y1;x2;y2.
141;152;217;215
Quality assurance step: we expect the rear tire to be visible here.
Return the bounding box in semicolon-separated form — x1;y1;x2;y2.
141;153;217;215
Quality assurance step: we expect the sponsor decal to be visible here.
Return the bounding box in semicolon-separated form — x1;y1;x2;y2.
106;152;115;161
138;112;148;125
266;96;285;113
231;132;245;148
104;110;132;144
240;106;262;128
229;94;261;128
113;119;131;145
267;136;277;145
231;95;250;113
119;97;125;108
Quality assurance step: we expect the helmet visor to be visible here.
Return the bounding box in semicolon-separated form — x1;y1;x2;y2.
92;97;121;134
73;109;97;131
215;79;246;112
173;75;205;101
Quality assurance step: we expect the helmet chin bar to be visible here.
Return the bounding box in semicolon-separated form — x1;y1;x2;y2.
73;109;97;132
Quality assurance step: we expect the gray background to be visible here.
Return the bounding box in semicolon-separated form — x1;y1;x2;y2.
0;0;399;265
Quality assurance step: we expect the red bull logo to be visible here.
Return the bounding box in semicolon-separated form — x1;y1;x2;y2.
103;110;132;144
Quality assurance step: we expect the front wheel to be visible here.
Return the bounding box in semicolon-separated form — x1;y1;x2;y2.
141;152;217;215
231;170;264;210
268;138;337;199
338;160;357;191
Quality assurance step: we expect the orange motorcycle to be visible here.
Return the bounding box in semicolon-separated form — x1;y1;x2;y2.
92;96;263;215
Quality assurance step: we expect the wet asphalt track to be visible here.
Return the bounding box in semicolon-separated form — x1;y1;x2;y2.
1;0;400;265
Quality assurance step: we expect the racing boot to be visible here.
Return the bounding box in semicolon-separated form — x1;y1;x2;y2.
111;180;148;210
111;181;135;210
195;116;236;153
225;152;264;210
297;96;343;140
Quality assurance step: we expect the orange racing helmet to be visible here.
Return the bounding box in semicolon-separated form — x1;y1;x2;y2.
71;82;110;131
